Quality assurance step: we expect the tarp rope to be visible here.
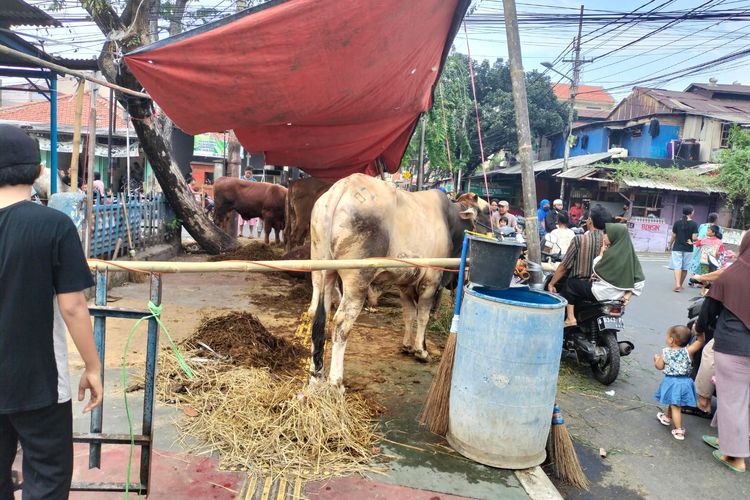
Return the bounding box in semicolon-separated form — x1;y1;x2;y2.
121;301;193;498
462;21;492;203
437;82;455;191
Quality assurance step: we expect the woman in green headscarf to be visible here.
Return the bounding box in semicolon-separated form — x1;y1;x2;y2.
562;223;646;326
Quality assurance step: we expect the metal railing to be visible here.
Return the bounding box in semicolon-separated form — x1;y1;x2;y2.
88;193;170;258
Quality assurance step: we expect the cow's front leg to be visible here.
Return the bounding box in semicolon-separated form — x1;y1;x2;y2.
328;287;366;390
413;284;439;362
263;217;272;245
399;291;417;354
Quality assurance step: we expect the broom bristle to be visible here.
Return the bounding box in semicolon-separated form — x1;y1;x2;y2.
548;422;590;490
418;332;457;436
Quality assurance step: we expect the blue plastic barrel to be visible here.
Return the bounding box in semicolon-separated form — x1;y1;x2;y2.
447;285;566;469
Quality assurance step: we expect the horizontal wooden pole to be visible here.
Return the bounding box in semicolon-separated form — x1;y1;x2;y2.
88;257;465;273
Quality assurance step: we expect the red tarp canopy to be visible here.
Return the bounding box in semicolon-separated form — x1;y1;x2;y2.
125;0;470;179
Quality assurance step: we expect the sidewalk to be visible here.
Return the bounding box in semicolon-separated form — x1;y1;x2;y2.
55;368;560;499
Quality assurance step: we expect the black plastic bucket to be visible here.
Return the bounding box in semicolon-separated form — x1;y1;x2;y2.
467;234;525;289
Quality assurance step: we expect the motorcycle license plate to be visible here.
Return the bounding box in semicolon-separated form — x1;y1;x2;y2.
598;316;624;331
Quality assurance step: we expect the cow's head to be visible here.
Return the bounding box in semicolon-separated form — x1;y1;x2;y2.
454;192;491;232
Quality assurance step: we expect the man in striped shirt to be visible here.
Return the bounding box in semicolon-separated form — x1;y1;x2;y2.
547;204;611;296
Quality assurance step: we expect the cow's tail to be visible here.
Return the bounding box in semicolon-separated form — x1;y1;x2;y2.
310;292;326;379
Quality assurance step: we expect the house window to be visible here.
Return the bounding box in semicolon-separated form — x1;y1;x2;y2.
720;122;732;148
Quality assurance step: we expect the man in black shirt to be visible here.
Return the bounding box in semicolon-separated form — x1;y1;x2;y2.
667;205;699;292
0;125;102;498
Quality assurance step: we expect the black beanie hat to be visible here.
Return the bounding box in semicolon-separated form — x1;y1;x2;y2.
0;125;41;170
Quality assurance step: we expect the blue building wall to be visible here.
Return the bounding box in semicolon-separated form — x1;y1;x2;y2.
620;123;680;158
549;121;681;160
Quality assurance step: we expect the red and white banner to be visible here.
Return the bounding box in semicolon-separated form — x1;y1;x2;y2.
628;218;670;253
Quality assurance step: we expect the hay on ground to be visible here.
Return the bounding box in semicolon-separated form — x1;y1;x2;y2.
154;311;381;480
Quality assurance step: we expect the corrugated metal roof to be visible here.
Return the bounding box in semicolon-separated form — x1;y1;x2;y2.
621;177;725;194
502;152;614;175
0;0;60;27
635;87;750;121
690;163;721;176
0;29;98;70
686;83;750;95
555;166;600;180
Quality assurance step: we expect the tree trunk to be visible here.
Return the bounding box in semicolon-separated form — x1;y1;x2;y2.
84;0;238;255
169;0;190;36
225;131;241;236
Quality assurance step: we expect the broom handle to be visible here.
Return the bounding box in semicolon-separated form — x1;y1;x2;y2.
450;234;470;333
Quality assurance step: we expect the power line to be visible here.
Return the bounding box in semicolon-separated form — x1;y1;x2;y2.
591;0;721;61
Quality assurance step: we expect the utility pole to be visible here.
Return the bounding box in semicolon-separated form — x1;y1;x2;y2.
503;0;542;285
559;5;586;200
417;115;426;191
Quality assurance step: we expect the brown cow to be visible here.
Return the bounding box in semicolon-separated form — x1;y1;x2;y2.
284;177;334;253
213;178;287;245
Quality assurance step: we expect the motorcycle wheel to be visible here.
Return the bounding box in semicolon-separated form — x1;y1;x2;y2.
590;330;620;385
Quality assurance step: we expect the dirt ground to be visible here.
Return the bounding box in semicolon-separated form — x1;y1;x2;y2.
71;240;450;411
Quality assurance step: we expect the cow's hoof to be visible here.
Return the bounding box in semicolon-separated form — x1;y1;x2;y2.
401;345;414;355
414;350;431;363
327;378;346;393
364;306;379;313
309;372;324;385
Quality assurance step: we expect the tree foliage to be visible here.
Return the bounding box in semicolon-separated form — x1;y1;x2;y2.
402;52;569;183
718;126;750;227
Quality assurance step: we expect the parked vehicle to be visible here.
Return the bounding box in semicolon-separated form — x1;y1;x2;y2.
563;298;633;385
542;253;634;385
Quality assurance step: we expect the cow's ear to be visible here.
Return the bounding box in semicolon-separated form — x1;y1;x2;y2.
469;193;478;201
459;208;475;220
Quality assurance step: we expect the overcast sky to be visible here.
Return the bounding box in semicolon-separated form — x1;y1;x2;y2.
10;0;750;99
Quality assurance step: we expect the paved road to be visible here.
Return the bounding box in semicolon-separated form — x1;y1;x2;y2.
555;256;750;499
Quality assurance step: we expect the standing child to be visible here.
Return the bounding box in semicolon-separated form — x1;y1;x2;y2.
0;125;103;498
694;224;725;274
654;325;704;440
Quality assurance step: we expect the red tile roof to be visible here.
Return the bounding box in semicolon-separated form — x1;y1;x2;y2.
553;83;615;103
0;91;131;131
577;109;611;119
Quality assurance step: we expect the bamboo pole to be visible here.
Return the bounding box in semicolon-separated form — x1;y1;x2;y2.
69;80;85;191
84;81;97;256
88;257;466;273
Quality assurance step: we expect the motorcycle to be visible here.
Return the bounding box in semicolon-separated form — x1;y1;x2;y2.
543;252;634;385
489;224;633;384
563;297;633;385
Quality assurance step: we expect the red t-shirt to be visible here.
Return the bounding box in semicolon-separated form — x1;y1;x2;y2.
569;206;584;224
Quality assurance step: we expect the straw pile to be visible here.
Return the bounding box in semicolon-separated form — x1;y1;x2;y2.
155;311;381;479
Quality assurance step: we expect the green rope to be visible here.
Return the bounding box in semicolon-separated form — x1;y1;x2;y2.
121;301;193;498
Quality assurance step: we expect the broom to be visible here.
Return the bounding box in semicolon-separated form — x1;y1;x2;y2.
547;403;589;490
419;233;470;435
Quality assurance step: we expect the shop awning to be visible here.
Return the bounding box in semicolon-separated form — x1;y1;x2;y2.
124;0;470;179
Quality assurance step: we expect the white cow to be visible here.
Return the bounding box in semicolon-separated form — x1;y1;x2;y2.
306;174;490;388
33;167;70;200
